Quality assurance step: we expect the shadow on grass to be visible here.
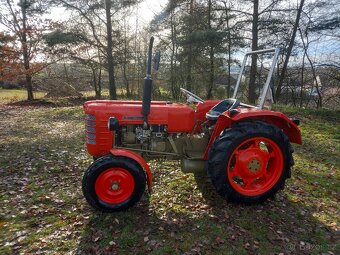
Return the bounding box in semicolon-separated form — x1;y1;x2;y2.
195;171;338;254
75;169;337;255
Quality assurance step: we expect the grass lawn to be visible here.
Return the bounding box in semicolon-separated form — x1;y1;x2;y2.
0;99;338;254
0;89;46;103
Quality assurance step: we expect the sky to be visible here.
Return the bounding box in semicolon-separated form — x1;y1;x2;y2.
135;0;168;26
48;0;168;28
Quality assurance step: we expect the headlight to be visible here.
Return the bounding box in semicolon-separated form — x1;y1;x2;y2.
108;117;119;131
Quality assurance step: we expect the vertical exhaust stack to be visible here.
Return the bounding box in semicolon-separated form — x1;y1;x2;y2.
141;37;154;128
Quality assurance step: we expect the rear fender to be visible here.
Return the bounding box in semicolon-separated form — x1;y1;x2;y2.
110;149;152;193
203;109;302;159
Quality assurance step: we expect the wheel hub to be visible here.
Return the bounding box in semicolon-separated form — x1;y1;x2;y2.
95;167;135;204
110;181;120;191
248;159;261;172
238;148;264;177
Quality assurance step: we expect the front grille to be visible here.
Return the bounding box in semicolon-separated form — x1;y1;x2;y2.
86;120;96;127
86;126;96;133
86;138;96;144
85;114;96;144
87;133;96;139
85;114;96;120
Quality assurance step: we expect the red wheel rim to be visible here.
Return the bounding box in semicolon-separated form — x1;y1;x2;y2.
95;168;135;204
227;137;284;196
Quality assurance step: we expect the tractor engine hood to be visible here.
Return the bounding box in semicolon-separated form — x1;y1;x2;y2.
84;100;196;133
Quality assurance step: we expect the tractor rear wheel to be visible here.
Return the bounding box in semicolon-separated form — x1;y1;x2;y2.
82;155;146;212
208;121;293;204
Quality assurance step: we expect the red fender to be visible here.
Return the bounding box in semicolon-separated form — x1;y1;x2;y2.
204;108;302;160
110;148;152;193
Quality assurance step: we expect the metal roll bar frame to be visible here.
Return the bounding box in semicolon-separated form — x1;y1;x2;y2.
232;48;280;109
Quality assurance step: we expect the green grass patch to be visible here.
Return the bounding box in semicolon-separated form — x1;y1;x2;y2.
0;88;46;103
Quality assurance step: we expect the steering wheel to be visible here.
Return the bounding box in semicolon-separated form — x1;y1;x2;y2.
180;88;204;103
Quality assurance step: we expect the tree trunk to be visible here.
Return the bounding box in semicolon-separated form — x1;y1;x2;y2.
227;43;231;97
170;11;178;99
186;48;193;91
248;0;259;104
123;63;129;97
123;18;130;97
91;66;99;99
105;0;116;100
206;0;214;99
97;45;102;99
227;26;231;97
21;2;34;101
223;1;231;97
97;66;102;99
185;0;194;92
299;51;306;108
291;85;296;107
134;8;138;98
207;44;214;99
275;0;305;101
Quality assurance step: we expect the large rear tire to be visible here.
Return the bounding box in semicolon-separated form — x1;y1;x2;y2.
208;121;294;204
82;155;146;212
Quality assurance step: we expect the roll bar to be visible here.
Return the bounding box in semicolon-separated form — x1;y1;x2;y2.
232;48;280;109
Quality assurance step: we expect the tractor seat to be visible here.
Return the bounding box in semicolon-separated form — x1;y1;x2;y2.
206;99;240;121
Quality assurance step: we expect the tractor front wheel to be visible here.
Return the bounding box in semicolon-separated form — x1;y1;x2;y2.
82;155;146;212
208;121;293;204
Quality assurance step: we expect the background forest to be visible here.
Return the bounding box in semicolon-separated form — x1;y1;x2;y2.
0;0;339;108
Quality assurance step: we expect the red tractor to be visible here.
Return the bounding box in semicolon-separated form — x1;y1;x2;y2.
82;37;302;212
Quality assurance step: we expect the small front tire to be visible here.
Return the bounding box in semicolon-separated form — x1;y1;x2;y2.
82;155;146;212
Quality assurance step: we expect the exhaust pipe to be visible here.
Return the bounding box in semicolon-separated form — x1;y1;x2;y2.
141;37;154;128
